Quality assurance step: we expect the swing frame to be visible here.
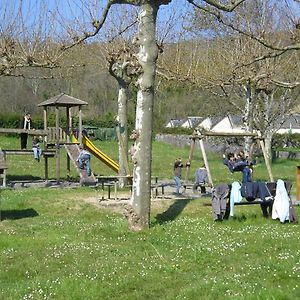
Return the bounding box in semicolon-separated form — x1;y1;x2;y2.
183;131;274;188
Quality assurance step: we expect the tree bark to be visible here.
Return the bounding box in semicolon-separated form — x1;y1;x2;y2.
243;82;254;156
264;132;273;164
117;85;130;186
126;2;159;231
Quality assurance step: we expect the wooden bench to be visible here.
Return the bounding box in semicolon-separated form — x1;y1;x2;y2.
226;181;292;218
2;149;55;157
151;178;174;197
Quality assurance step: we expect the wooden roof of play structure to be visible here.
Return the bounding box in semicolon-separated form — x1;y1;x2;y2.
38;93;88;108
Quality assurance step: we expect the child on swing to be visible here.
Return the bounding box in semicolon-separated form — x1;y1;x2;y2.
223;150;255;182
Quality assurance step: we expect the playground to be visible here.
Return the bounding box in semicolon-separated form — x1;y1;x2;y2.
1;112;300;298
0;94;121;188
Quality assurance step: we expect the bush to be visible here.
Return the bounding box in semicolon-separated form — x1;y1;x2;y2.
272;133;300;150
0;113;22;128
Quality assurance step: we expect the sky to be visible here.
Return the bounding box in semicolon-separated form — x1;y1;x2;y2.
2;0;300;41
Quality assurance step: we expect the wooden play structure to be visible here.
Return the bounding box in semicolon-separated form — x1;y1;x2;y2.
0;93;119;187
183;130;274;188
37;93;98;184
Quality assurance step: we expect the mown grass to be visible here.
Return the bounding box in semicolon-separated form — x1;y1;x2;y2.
1;189;300;299
1;136;300;299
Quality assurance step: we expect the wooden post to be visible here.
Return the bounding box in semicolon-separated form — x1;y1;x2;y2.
184;138;195;186
296;166;300;201
43;107;47;144
45;157;49;181
78;105;82;146
199;138;213;187
43;107;48;181
55;106;60;182
2;152;6;187
66;107;71;178
259;138;274;182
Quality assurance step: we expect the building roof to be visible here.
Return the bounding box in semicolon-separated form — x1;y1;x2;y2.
165;119;186;128
208;116;224;128
38;93;88;107
182;117;204;128
228;115;244;128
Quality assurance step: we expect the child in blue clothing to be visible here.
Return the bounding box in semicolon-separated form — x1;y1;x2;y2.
32;135;42;162
77;145;92;176
223;151;255;182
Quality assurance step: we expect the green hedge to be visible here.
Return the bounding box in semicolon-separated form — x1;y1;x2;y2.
0;112;134;137
272;133;300;149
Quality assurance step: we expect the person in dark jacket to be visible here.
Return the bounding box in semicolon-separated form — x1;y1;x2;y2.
20;112;33;149
223;151;255;182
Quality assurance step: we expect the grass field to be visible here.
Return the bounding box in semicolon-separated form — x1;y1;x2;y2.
0;135;298;188
1;136;300;299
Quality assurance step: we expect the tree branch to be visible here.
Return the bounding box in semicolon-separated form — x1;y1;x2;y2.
271;79;300;88
188;0;300;56
187;0;246;12
60;0;117;52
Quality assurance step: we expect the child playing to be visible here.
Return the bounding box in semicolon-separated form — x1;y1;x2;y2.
32;135;42;162
223;151;256;183
77;145;92;176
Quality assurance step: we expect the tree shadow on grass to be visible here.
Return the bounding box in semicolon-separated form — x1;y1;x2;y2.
153;199;193;225
1;208;39;221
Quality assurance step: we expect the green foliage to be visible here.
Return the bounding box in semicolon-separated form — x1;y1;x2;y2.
0;112;136;133
273;133;300;149
0;113;22;129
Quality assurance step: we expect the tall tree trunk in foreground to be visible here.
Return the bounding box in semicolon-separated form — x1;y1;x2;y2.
126;2;159;230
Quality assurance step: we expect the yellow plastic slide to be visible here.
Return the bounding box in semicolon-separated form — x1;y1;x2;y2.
72;135;119;173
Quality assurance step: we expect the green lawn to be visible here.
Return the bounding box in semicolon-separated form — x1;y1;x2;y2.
1;136;300;299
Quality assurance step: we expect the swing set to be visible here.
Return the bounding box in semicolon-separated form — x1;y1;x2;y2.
183;130;274;189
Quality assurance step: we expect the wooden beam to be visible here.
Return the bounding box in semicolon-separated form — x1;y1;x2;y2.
78;105;82;146
259;139;274;182
184;137;195;185
66;107;70;178
0;128;47;135
55;106;60;182
199;138;214;187
194;131;258;138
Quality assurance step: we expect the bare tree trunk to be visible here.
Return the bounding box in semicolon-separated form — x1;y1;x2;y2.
264;132;273;164
243;82;254;156
125;3;158;231
117;85;129;186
